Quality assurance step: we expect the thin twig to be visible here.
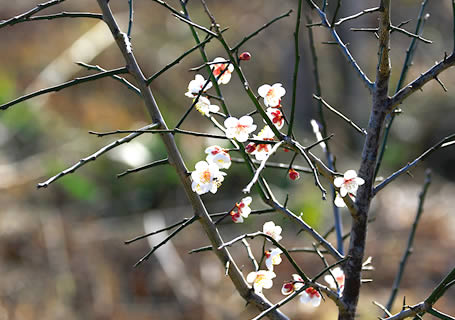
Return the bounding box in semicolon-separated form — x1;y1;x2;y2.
146;30;226;84
14;12;103;22
313;95;366;135
374;134;455;195
125;216;193;244
390;25;432;44
385;170;432;311
335;7;380;26
306;1;374;91
127;0;134;38
134;216;198;267
117;158;169;178
232;10;293;51
241;239;259;271
171;13;218;37
243;141;284;193
231;158;312;173
288;0;303;136
0;0;66;29
37;123;159;188
0;67;128;110
76;62;140;95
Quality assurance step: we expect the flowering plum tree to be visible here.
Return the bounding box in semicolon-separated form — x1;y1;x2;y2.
1;0;455;319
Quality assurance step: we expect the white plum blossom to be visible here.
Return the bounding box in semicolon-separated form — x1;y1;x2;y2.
210;57;234;84
191;161;226;195
224;116;257;142
281;274;304;295
266;107;284;129
334;191;356;208
195;96;219;116
300;287;322;307
230;196;252;223
265;248;283;271
246;270;276;294
324;267;345;293
334;170;365;197
185;74;213;98
263;221;282;242
205;145;231;169
246;126;275;161
258;83;286;107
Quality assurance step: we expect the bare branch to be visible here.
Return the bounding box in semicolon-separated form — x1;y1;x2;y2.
0;67;127;111
117;158;169;178
0;0;66;29
374;134;455;195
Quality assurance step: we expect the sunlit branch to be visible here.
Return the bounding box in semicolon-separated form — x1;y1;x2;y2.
243;141;285;193
335;7;380;26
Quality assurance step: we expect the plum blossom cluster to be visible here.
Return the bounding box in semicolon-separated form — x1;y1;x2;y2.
191;145;231;195
246;221;283;294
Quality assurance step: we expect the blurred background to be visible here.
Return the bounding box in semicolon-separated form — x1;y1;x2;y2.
0;0;454;319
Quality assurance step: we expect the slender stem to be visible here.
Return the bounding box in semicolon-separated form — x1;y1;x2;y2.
171;13;217;37
117;158;169;178
231;158;312;173
219;231;310;282
306;1;374;91
385;170;432;312
127;0;134;37
331;0;342;27
243;141;284;193
313;95;366;135
76;62;140;95
134;216;198;267
287;0;303;136
179;2;230;116
13;12;103;22
241;239;259;271
232;10;293;52
146;31;224;84
0;67;127;110
335;7;380;26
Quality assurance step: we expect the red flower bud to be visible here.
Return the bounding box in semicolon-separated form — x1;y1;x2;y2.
239;52;251;61
288;168;300;181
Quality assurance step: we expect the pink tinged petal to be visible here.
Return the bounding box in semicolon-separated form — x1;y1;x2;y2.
344;169;357;180
292;274;303;282
334;177;344;188
233;215;243;223
324;274;337;289
258;84;272;97
219;73;231;84
236;132;249;142
355;177;365;185
213;57;225;63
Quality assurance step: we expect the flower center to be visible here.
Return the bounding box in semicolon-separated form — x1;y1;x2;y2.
201;169;211;183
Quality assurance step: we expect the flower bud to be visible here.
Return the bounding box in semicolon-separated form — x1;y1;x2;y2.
245;143;256;153
239;52;251;61
288;168;300;181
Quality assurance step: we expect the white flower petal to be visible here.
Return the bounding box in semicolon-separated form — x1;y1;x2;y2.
344;169;357;180
334;177;344;188
258;84;271;97
246;272;257;283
